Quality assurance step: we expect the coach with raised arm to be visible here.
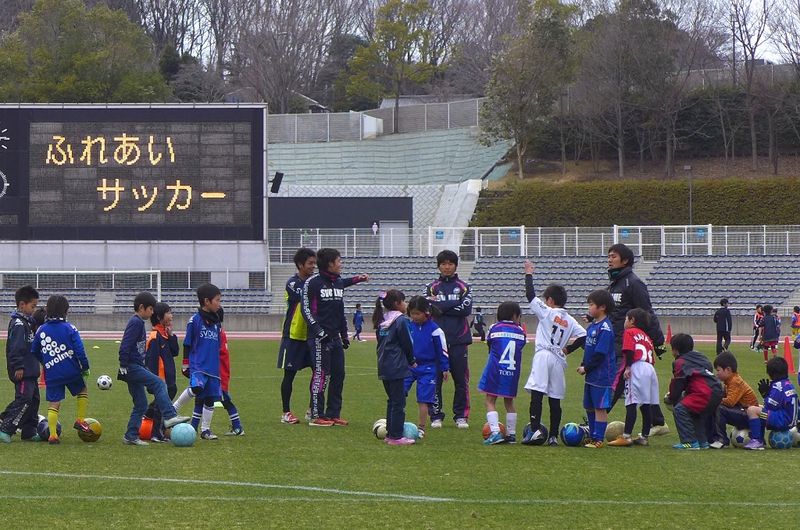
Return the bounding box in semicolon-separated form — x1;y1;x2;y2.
605;243;670;436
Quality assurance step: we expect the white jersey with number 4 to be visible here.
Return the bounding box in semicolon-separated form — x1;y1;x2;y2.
524;297;587;399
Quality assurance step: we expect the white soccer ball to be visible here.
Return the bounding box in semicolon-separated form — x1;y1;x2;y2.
731;428;750;448
96;375;113;390
605;421;626;442
372;418;387;440
790;426;800;447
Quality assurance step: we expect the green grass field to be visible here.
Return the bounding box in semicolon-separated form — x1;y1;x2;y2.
0;338;798;528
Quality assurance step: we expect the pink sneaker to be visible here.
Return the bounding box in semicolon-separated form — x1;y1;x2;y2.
385;436;415;446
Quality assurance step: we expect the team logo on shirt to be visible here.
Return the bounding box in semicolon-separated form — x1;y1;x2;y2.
200;328;219;340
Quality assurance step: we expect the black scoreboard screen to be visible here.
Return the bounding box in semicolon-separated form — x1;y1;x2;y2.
0;105;265;240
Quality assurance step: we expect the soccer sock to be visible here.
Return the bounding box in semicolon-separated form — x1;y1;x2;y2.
624;404;637;437
748;417;764;442
548;397;562;437
172;387;195;411
201;405;214;432
640;405;652;438
587;410;596;437
76;393;88;421
595;421;608;442
281;370;296;413
191;398;202;430
506;412;517;435
529;391;544;429
487;411;500;434
223;396;241;430
47;407;58;439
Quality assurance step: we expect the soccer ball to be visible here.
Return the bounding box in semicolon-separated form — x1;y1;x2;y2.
481;422;507;440
790;426;800;447
402;422;420;440
97;375;112;390
372;419;387;440
522;423;548;445
768;430;794;449
560;422;587;447
731;428;750;448
77;418;102;443
36;415;62;440
171;423;196;447
605;421;626;442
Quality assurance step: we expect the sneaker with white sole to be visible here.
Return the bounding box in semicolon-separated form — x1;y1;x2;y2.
123;437;149;446
430;419;443;429
484;431;506;445
200;430;218;440
455;418;469;429
281;412;300;424
225;427;245;436
709;440;726;449
649;424;670;436
164;415;191;428
633;436;649;446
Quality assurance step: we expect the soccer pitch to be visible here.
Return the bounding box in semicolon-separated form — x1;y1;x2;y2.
0;338;798;528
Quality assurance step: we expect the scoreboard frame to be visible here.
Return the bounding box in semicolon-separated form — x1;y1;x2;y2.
0;104;267;241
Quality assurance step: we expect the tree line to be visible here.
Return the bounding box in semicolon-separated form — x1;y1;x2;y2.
2;0;800;179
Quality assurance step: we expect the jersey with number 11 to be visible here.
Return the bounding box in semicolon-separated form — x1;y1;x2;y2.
529;297;587;361
477;321;527;398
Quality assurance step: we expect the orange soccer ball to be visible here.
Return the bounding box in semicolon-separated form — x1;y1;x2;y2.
482;422;507;440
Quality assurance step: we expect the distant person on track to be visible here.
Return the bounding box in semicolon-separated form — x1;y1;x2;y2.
751;304;764;351
713;298;732;355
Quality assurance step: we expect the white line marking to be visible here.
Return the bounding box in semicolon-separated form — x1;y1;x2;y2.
0;470;797;508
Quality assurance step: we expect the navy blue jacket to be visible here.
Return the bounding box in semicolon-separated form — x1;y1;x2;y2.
714;307;732;333
145;325;179;389
6;311;39;380
302;270;365;339
425;274;473;346
608;267;664;350
119;315;147;368
376;312;415;380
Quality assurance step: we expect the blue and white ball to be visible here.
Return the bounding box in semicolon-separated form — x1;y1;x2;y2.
523;423;548;445
402;422;420;440
559;422;587;447
97;375;113;390
768;430;793;449
731;428;750;448
36;415;62;440
170;423;196;447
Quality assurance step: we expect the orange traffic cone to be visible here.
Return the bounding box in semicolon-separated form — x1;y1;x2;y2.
666;324;672;344
784;336;795;374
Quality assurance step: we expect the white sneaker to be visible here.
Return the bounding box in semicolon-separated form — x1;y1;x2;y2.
122;437;149;446
709;440;725;449
200;430;218;440
649;424;670;436
164;415;191;428
455;418;469;429
430;419;443;429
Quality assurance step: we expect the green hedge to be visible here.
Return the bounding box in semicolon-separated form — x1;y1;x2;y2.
472;177;800;226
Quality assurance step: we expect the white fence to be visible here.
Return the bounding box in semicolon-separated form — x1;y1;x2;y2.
268;98;484;143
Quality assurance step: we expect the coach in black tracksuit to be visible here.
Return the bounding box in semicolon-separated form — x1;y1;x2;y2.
301;248;367;424
713;298;732;354
606;243;668;430
0;287;41;441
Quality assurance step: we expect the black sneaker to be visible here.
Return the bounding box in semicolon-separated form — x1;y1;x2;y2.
505;433;516;444
547;436;558;446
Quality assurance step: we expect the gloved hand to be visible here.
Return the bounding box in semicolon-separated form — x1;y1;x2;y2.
655;345;666;360
181;359;190;378
341;335;350;350
758;378;771;398
117;366;128;381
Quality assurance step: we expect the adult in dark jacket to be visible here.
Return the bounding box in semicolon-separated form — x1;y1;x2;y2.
301;248;368;426
606;243;669;435
425;250;473;428
0;286;41;442
713;298;732;354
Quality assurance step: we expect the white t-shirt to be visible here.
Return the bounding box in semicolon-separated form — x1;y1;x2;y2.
529;297;587;363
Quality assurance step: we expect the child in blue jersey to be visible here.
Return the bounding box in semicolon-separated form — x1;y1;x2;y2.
172;283;223;440
31;295;92;444
744;356;798;450
353;304;365;342
405;296;449;436
578;290;616;448
375;289;417;445
478;302;527;445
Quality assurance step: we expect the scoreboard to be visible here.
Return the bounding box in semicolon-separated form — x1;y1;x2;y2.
0;105;265;240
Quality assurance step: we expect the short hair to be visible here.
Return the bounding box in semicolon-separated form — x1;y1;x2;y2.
46;295;69;319
763;304;773;314
542;284;567;307
587;289;615;313
756;304;762;309
496;301;521;322
767;356;789;381
626;308;650;329
133;291;157;312
794;306;800;313
436;250;459;267
15;285;39;305
196;283;221;306
293;247;316;268
355;303;361;309
150;302;172;326
720;298;728;305
607;243;634;267
670;333;694;355
713;351;738;372
316;248;341;273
